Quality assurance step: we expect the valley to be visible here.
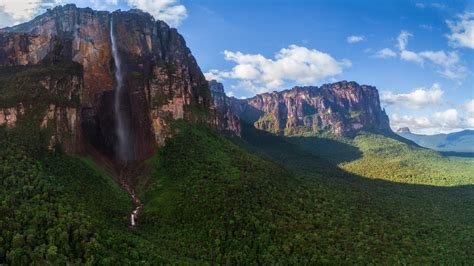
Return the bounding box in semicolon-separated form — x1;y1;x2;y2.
0;3;472;264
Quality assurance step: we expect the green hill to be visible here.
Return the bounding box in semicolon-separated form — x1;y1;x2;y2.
1;121;473;264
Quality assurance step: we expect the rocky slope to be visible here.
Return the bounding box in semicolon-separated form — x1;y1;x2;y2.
212;80;390;137
0;4;213;161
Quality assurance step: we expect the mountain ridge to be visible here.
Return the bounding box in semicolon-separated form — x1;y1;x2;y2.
397;127;474;153
211;80;391;137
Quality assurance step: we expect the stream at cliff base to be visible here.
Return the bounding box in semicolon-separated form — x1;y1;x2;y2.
118;165;143;227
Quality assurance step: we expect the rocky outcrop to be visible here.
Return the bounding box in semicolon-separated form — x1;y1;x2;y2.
397;127;411;134
209;80;241;136
224;81;390;137
0;106;24;128
0;62;83;152
0;4;214;161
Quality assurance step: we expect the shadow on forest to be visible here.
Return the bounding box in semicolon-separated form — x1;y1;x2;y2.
235;122;474;208
440;151;474;158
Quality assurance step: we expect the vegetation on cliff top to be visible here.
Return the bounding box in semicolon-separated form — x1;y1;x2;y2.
0;61;82;108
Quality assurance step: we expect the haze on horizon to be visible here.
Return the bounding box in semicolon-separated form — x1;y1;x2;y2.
0;0;473;135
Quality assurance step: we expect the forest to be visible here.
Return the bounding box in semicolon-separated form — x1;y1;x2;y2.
1;120;472;264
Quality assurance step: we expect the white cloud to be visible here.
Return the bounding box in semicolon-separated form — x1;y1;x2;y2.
438;66;469;80
467;118;474;127
373;48;397;58
0;0;64;27
415;2;446;9
391;113;433;129
231;80;268;94
418;50;459;67
390;109;468;133
0;0;188;28
463;99;474;114
397;30;412;50
0;0;41;21
446;12;474;49
381;83;444;109
400;50;424;65
434;109;459;127
204;69;222;81
127;0;187;27
347;35;365;43
207;45;351;93
395;31;469;81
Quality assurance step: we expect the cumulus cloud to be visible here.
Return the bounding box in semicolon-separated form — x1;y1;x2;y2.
400;50;424;65
0;0;41;21
127;0;187;27
0;0;188;28
395;31;469;81
434;109;460;127
446;12;474;49
373;48;397;59
0;0;65;27
347;35;365;43
463;99;474;114
390;109;469;133
204;69;222;81
391;113;433;129
205;45;351;93
381;83;444;109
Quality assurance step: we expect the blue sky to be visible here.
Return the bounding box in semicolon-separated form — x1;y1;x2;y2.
0;0;473;134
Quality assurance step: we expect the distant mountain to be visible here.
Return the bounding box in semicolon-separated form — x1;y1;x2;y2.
210;80;391;137
397;127;474;153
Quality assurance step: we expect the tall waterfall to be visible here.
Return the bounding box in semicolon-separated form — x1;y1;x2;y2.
110;16;130;162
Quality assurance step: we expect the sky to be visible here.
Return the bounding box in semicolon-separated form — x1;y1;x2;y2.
0;0;473;134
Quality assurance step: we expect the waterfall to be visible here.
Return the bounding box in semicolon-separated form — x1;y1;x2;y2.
110;16;130;162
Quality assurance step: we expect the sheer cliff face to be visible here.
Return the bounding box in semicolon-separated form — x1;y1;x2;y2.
225;81;390;137
209;80;241;136
0;5;213;161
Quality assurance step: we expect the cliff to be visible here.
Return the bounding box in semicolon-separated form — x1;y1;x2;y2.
0;62;83;152
0;4;214;161
209;80;241;136
218;81;390;137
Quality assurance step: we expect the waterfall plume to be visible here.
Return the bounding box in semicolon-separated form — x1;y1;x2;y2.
110;15;131;162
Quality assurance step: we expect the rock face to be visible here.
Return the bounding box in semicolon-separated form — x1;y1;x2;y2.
0;5;213;161
0;61;83;152
209;80;241;136
397;127;411;134
224;81;390;137
0;106;24;128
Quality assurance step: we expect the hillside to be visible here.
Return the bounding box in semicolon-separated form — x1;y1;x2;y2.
2;121;472;264
397;127;474;155
0;4;472;265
